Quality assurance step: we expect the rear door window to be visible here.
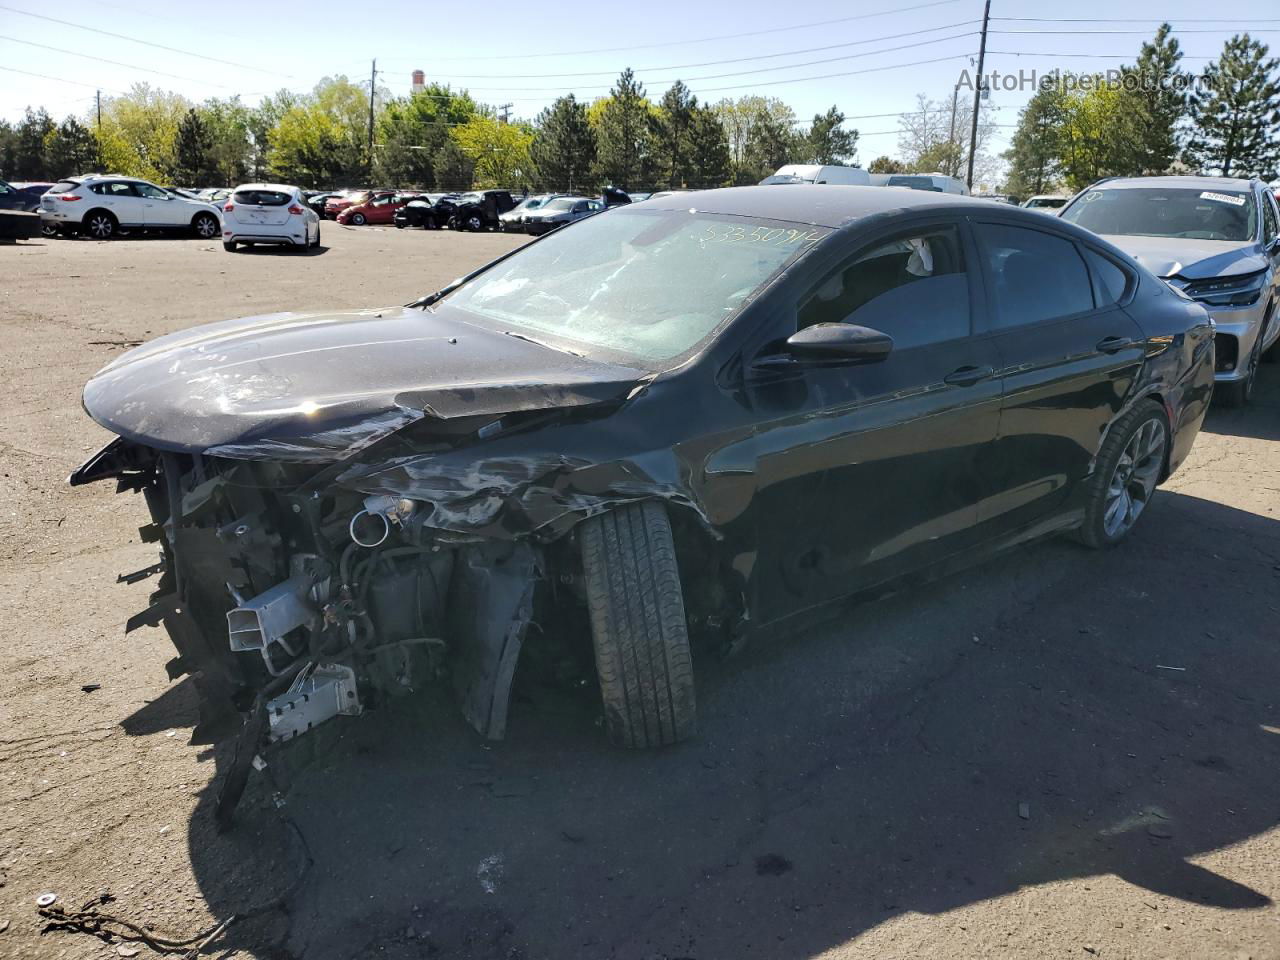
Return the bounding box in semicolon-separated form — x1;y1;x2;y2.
232;189;290;206
90;181;140;197
975;223;1094;328
797;224;971;349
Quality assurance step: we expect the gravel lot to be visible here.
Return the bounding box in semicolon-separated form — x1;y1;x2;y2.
2;225;1279;960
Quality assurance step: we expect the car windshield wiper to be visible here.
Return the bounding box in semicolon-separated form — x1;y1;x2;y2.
407;280;464;309
503;329;586;358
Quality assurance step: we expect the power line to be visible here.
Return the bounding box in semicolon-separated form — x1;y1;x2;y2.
0;3;295;78
391;20;981;79
0;64;125;94
993;17;1280;24
418;0;966;61
689;52;975;95
988;50;1217;60
990;28;1280;36
0;34;235;88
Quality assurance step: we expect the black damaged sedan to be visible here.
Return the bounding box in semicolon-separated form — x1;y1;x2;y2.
73;186;1213;810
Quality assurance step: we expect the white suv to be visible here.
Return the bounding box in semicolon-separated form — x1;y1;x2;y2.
221;183;319;252
39;174;223;240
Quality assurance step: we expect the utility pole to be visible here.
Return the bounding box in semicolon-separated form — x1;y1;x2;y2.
497;102;512;124
966;0;990;190
95;89;102;172
367;58;377;181
947;82;960;178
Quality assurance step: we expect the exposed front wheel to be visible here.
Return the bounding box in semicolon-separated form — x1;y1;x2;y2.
1077;400;1168;549
350;212;366;226
579;501;697;748
192;212;219;239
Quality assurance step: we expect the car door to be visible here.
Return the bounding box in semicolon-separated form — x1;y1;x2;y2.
745;220;1003;621
135;182;184;226
1261;190;1280;351
970;219;1147;535
91;181;145;226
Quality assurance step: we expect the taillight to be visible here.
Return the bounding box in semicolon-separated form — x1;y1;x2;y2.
288;204;303;215
60;194;82;201
223;203;234;212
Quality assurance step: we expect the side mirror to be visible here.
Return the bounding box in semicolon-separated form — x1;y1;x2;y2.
784;323;894;362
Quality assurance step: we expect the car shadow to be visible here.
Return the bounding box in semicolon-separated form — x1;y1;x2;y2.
233;244;329;256
1201;363;1280;441
126;486;1280;958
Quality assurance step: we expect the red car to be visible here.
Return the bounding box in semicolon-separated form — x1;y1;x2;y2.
324;190;372;219
335;191;409;226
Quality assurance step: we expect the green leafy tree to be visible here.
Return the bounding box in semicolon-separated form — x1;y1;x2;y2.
1058;80;1132;190
593;69;656;189
867;155;905;174
530;94;596;192
199;98;252;185
266;77;369;186
1185;33;1280;177
45;117;97;178
685;106;731;188
433;138;474;191
713;96;798;183
377;84;479;188
247;90;297;179
0;120;17;178
801;106;858;164
14;108;55;179
653;80;696;188
97;84;189;181
1003;83;1068;195
452;114;533;188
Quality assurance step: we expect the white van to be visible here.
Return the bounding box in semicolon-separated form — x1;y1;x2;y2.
759;164;872;186
869;173;970;195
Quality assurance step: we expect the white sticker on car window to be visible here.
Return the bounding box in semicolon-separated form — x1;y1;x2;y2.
1200;191;1246;206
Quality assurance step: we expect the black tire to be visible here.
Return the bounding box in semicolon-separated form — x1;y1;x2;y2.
1077;399;1169;549
579;501;696;748
1218;333;1262;407
350;212;366;226
1260;305;1278;364
311;224;320;248
83;210;116;240
465;214;483;231
223;240;237;252
191;212;219;239
41;222;58;238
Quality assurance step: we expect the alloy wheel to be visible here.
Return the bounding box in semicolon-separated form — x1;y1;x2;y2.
88;215;114;239
195;215;218;238
1102;418;1166;539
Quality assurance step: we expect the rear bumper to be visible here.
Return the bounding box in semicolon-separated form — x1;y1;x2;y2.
224;230;306;246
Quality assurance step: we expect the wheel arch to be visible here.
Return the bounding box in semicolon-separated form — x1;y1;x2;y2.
81;206;116;227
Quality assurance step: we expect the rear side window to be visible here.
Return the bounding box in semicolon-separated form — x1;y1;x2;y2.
976;223;1094;328
1085;249;1131;305
232;190;290;206
798;225;970;349
89;181;138;197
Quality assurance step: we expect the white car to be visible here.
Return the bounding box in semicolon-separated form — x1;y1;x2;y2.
221;183;320;252
39;174;223;240
869;172;970;195
1022;194;1069;212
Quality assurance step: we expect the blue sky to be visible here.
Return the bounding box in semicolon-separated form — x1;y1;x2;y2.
2;0;1278;165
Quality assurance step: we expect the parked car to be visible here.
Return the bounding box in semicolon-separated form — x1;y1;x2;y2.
523;195;604;234
0;180;42;241
761;164;871;186
163;187;206;202
305;191;342;219
198;187;233;211
498;193;564;231
1022;194;1068;211
394;194;453;230
70;186;1212;813
870;173;970;195
324;190;372;220
221;183;320;252
1060;175;1280;406
336;191;410;226
449;190;518;231
2;180;54;211
39;175;223;240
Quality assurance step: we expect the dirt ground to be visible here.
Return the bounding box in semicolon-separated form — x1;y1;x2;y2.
2;224;1279;960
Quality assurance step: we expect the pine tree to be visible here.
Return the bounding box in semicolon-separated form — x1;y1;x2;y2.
1120;24;1187;174
45;117;98;178
685;107;731;188
1003;83;1068;196
14;107;54;180
173;108;213;185
433;138;474;191
594;69;654;189
801;106;858;165
867;156;905;174
1185;34;1280;177
654;80;696;188
530;94;596;193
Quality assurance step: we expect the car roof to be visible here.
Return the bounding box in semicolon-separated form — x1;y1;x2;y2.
234;183;299;192
1093;175;1257;192
639;184;1000;228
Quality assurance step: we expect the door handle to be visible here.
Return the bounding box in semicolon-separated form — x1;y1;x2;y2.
943;365;995;387
1096;335;1134;353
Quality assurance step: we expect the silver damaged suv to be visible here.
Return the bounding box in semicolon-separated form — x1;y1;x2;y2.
1061;175;1280;406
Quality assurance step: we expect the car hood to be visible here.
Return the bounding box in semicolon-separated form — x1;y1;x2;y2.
1099;234;1265;280
82;305;647;461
